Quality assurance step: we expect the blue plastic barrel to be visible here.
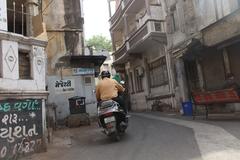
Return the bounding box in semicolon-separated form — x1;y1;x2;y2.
182;101;193;116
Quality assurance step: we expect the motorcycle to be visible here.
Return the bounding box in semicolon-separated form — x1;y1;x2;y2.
97;99;128;141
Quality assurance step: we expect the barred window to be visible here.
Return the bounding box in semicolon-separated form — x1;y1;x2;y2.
19;51;31;79
149;57;168;88
84;77;92;84
134;67;144;93
129;71;135;93
170;5;179;32
7;0;27;35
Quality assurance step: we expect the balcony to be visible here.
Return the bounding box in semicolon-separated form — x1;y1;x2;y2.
113;20;167;64
110;0;144;29
113;42;127;63
110;1;123;27
128;20;167;52
110;0;164;29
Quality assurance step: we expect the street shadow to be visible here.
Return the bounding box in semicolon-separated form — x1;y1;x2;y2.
85;132;133;146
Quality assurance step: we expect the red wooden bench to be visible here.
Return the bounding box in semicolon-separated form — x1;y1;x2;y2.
192;88;240;119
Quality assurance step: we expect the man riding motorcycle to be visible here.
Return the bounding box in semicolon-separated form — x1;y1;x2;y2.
96;71;127;113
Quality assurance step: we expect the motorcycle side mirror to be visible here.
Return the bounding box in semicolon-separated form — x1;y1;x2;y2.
120;80;125;85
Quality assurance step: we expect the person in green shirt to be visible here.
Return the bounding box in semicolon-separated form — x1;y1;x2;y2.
112;73;121;83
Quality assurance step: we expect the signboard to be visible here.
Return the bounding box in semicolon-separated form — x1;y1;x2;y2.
0;99;43;159
72;68;95;76
55;79;75;93
0;0;7;31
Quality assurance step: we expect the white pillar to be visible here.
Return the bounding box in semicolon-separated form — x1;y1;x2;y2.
108;0;112;18
223;48;231;74
144;0;151;16
175;58;189;102
0;0;8;31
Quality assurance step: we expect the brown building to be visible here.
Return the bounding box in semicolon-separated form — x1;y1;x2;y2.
42;0;106;120
0;0;48;159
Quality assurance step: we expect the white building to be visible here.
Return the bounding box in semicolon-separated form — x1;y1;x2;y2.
108;0;173;111
0;0;48;159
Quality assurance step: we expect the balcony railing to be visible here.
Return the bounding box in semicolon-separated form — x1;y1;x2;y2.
123;0;133;8
129;24;148;48
110;0;134;27
110;0;123;26
128;20;166;48
113;20;166;62
110;1;164;32
113;43;127;61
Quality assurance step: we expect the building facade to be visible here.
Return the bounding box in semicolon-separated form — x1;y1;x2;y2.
0;0;48;159
167;0;240;112
42;0;105;120
108;0;175;111
109;0;240;113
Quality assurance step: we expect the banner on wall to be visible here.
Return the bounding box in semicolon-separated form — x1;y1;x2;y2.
72;68;95;76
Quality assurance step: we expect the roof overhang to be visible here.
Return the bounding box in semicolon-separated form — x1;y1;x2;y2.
56;55;107;69
113;32;167;65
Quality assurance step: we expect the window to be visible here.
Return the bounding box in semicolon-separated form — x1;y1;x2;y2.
150;0;161;6
19;51;31;79
154;22;162;32
149;57;168;88
7;0;27;35
84;77;92;84
170;5;178;32
129;71;135;93
134;67;144;92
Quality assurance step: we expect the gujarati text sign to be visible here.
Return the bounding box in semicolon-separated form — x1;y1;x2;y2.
0;99;43;160
55;79;75;93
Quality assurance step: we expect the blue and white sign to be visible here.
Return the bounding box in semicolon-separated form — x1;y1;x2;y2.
72;68;95;76
0;0;7;31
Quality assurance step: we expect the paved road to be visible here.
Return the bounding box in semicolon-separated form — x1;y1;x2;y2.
26;113;240;160
26;114;202;160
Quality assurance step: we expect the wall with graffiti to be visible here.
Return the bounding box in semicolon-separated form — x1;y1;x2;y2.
0;99;43;160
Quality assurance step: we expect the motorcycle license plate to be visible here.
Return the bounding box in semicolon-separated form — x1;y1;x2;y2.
104;116;115;123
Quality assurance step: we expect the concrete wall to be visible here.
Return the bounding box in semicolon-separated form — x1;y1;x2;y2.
201;50;225;90
127;43;172;111
0;24;48;159
227;42;240;84
47;74;97;120
42;0;84;75
203;9;240;46
194;0;239;30
0;38;46;91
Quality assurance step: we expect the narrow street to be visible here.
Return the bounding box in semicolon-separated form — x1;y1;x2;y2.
24;113;240;160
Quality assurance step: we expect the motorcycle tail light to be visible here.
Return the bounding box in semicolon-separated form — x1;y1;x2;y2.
106;123;113;128
104;112;113;117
